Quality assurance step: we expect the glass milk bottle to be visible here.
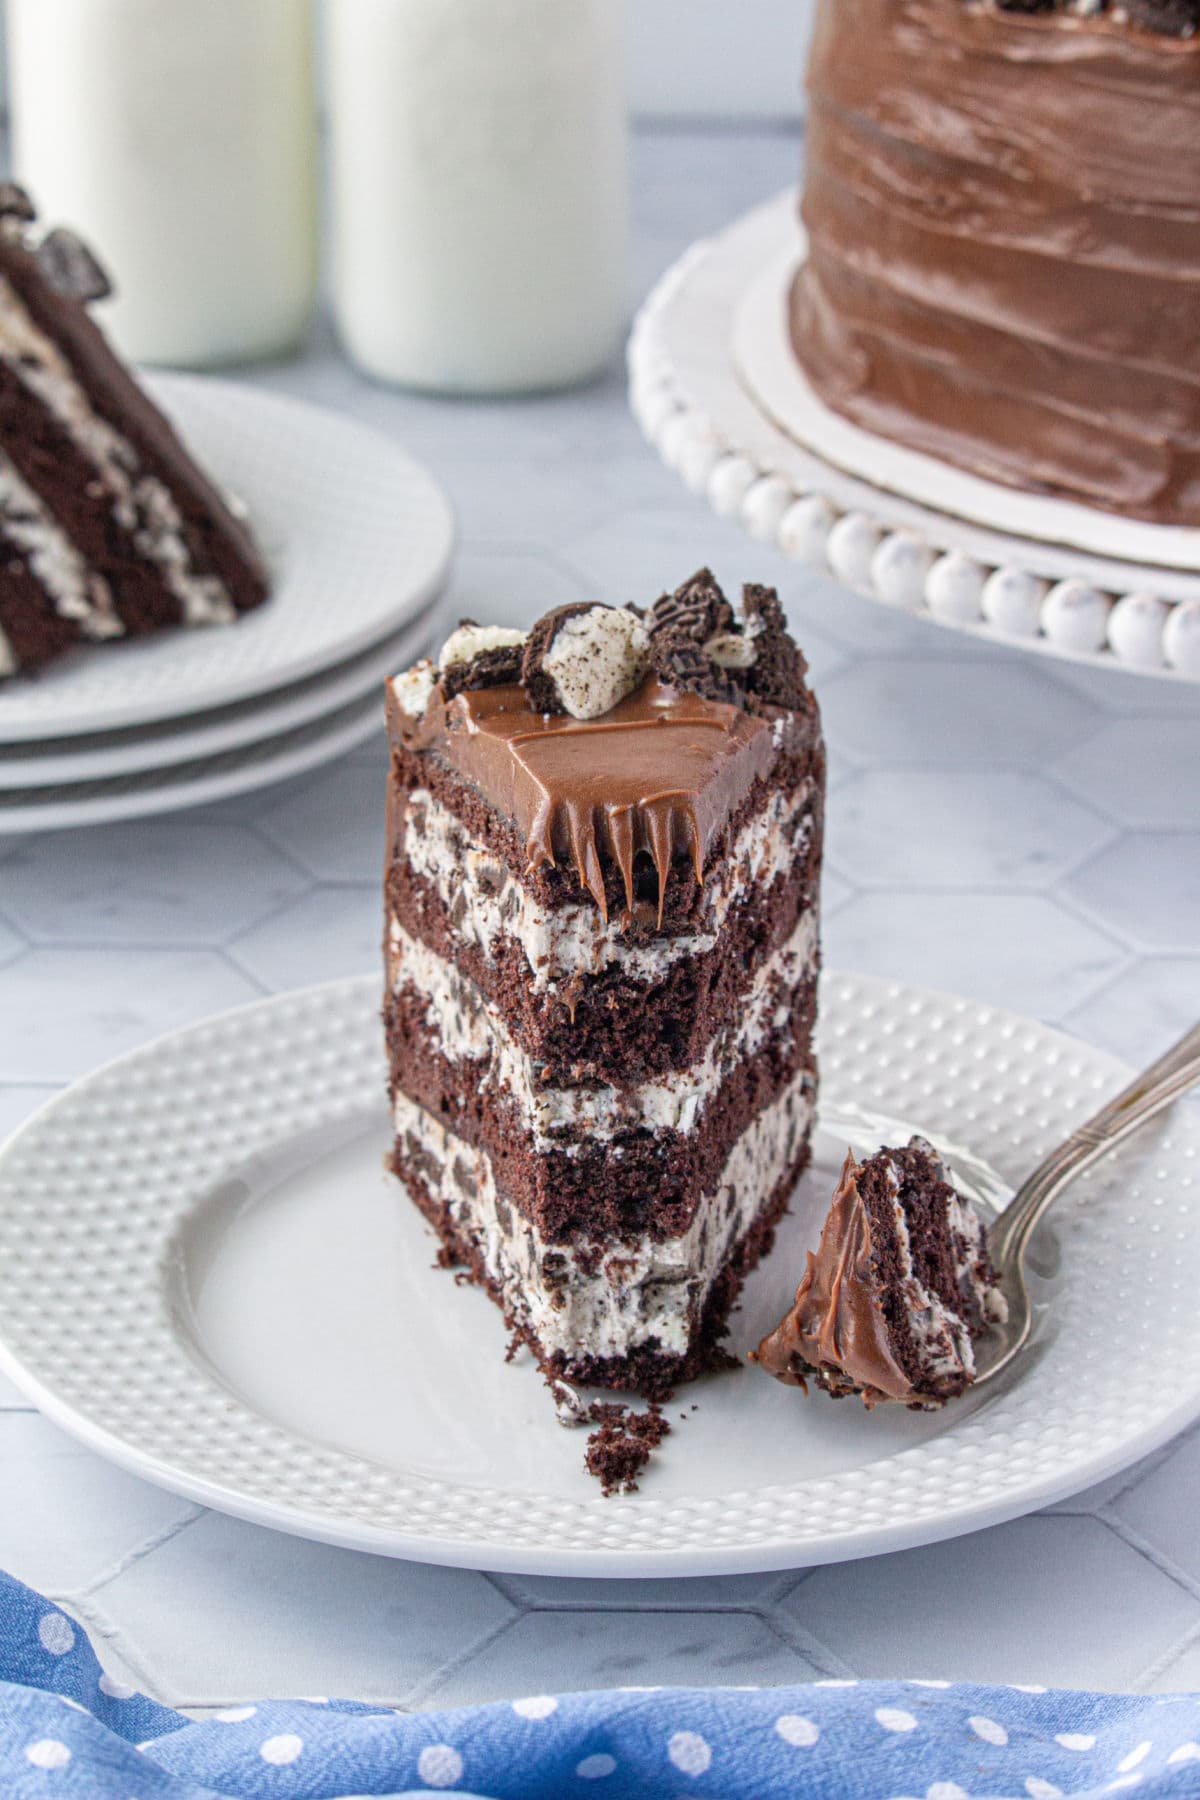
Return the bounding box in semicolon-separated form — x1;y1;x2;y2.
326;0;628;394
7;0;318;367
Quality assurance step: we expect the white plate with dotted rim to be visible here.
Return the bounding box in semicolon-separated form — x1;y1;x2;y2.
0;971;1196;1578
0;374;455;743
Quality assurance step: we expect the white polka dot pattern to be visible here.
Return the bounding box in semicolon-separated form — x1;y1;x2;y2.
417;1742;465;1786
775;1713;819;1746
577;1752;617;1779
512;1695;558;1720
259;1733;303;1765
877;1709;919;1734
667;1729;712;1775
0;972;1195;1575
37;1613;74;1656
25;1738;71;1769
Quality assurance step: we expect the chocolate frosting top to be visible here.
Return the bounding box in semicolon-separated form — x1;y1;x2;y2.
389;675;786;918
793;0;1200;526
755;1150;915;1406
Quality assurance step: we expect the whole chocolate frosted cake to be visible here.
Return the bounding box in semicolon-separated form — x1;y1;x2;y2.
791;0;1200;526
384;574;824;1425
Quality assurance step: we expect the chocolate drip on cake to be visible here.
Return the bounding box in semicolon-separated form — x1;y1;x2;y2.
392;678;784;922
754;1137;1007;1409
0;187;268;679
383;576;825;1488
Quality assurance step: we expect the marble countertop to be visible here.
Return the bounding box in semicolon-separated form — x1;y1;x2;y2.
1;129;1198;1713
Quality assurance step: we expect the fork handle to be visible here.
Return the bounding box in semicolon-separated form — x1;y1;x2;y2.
988;1022;1200;1269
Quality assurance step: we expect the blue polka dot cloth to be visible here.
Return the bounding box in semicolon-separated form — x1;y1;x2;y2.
1;1568;1199;1798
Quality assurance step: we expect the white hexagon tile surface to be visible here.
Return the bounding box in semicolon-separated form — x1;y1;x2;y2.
0;130;1198;1713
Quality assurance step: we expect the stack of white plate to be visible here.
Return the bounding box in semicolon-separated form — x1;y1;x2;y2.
0;376;454;833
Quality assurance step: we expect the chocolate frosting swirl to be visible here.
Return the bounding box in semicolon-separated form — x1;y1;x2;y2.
792;0;1200;526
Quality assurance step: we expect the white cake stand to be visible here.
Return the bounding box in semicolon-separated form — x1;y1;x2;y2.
628;192;1200;684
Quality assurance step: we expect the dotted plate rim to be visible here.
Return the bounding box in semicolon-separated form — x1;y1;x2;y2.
0;971;1195;1579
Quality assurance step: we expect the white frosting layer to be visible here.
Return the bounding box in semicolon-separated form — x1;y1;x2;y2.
0;272;235;627
401;783;815;994
0;445;121;638
393;1064;814;1362
388;906;818;1148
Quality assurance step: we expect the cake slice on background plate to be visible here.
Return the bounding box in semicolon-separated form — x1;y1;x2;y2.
384;571;825;1489
0;183;269;680
754;1136;1007;1409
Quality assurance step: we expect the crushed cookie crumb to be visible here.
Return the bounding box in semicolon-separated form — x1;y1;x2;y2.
583;1400;671;1496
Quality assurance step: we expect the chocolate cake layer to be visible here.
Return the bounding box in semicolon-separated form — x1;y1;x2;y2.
387;958;818;1241
0;530;81;674
0;196;269;677
385;792;821;1084
792;0;1200;526
392;1062;815;1386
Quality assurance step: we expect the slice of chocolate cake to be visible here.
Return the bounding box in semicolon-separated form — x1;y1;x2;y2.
384;572;825;1404
755;1137;1007;1409
0;184;268;680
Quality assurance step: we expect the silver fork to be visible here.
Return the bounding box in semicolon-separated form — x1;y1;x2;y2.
975;1022;1200;1389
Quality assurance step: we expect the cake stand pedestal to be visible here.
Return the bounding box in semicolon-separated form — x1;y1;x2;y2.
628;192;1200;684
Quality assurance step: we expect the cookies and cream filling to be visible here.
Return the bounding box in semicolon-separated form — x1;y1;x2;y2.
394;1066;815;1364
388;908;818;1147
0;446;122;639
881;1158;977;1389
399;783;815;993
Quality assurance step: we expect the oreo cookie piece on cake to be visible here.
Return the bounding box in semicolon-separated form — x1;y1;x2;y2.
384;575;825;1411
0;185;268;680
754;1137;1007;1409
